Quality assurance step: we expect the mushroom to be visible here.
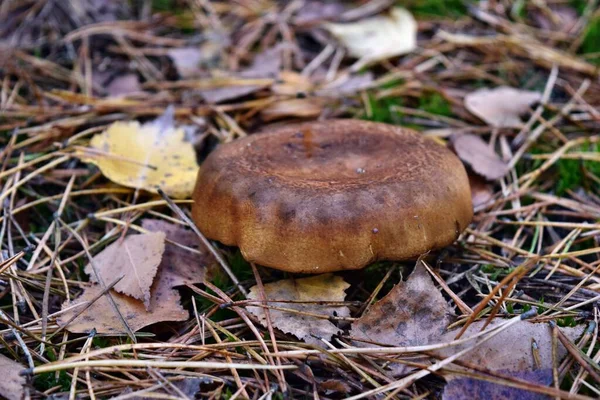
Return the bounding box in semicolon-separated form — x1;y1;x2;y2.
192;119;472;273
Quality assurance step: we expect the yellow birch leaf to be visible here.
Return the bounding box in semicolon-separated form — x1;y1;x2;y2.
82;112;199;199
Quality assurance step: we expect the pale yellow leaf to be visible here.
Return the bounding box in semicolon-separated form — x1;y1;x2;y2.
325;8;417;64
83;113;199;198
84;232;165;310
247;274;350;345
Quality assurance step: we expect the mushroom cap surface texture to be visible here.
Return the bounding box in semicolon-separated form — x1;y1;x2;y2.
192;119;473;273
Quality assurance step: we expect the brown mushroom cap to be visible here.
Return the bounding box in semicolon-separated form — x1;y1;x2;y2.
192;119;473;273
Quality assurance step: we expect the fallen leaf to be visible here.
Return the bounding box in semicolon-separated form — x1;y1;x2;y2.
533;6;578;33
82;109;199;198
199;46;282;103
261;98;324;121
316;72;374;96
293;1;345;26
272;71;314;95
325;8;417;65
319;379;351;395
168;47;218;79
121;377;202;399
247;274;350;345
443;369;552;400
351;263;455;347
105;73;141;97
436;319;584;371
142;219;215;287
451;134;509;180
0;354;26;400
58;264;189;334
464;86;541;128
84;232;165;310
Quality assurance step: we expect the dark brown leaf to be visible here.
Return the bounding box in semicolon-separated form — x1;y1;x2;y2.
142;219;215;288
351;263;455;346
442;369;552;400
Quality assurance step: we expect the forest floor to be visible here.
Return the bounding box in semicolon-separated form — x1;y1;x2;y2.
1;0;600;399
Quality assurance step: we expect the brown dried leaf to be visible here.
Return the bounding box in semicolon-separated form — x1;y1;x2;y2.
261;98;323;121
464;86;541;128
0;355;26;400
58;264;188;334
452;134;508;180
319;379;351;395
442;369;552;400
436;320;584;371
351;264;455;347
142;219;215;287
247;274;350;345
84;232;165;310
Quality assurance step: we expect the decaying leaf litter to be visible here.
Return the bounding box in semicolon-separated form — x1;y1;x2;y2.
1;1;600;399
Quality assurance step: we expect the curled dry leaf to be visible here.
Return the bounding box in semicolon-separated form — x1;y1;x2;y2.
142;219;215;287
199;45;282;103
325;8;417;65
246;274;350;345
319;379;352;395
261;98;324;121
0;354;26;400
168;45;222;79
443;369;552;400
351;263;455;346
105;73;141;97
436;319;584;372
84;232;165;310
58;263;189;334
293;1;345;26
315;72;374;97
464;86;541;128
81;110;199;198
451;134;509;180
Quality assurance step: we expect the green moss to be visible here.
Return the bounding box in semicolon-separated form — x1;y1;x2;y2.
419;92;453;117
363;94;403;124
152;0;173;12
401;0;469;17
580;16;600;64
557;141;600;194
35;371;71;392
